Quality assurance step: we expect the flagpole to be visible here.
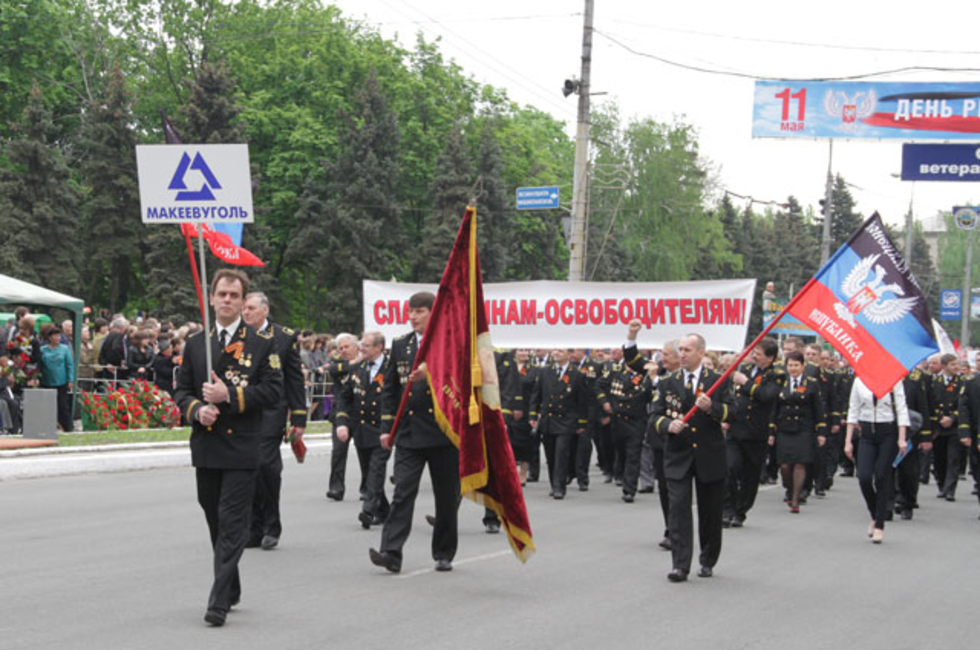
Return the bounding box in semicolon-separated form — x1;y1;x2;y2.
184;230;207;322
680;277;819;423
197;222;213;377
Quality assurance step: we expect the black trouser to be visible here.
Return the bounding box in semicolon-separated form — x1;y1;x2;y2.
328;429;350;497
724;438;767;520
894;446;921;513
359;445;391;521
667;469;724;573
380;444;459;562
612;417;644;496
196;467;256;613
814;433;836;490
250;434;284;541
765;443;780;481
839;430;856;475
933;434;965;497
571;427;592;486
825;432;843;482
53;384;72;432
543;433;573;494
856;422;898;529
970;442;980;500
652;446;670;535
527;430;542;481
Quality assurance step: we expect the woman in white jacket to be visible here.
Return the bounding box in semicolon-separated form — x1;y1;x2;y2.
844;377;908;544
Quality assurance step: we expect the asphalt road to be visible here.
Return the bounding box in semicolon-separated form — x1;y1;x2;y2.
1;451;978;650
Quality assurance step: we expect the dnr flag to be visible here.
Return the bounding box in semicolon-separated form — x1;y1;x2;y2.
787;212;939;398
398;206;535;561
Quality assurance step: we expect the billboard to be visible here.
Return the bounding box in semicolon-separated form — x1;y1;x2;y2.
753;81;980;140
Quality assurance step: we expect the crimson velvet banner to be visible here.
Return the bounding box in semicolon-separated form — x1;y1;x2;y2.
364;279;756;351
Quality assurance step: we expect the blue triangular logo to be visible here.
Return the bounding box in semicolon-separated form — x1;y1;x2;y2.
168;152;222;201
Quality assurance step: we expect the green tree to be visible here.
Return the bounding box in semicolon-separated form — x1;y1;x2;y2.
416;126;472;282
473;120;508;283
827;174;863;251
0;87;81;293
76;66;142;313
288;69;403;331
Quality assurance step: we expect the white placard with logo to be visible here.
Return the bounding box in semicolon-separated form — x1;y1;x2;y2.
136;144;254;223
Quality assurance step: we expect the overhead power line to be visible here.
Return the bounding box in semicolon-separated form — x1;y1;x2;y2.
594;29;980;82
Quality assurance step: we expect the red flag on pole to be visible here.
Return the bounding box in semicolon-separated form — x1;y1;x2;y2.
180;223;265;267
387;206;535;561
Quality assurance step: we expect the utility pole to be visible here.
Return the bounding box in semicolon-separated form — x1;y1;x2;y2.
819;140;834;264
904;181;915;262
962;228;974;347
567;0;594;282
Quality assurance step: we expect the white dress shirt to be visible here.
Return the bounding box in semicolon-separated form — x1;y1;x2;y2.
215;317;242;347
846;377;910;427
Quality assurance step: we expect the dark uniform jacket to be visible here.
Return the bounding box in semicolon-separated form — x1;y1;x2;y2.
174;325;283;469
603;355;654;423
530;362;588;436
728;362;785;441
650;366;731;483
903;368;932;442
832;367;855;427
325;353;352;424
258;322;307;437
773;374;827;436
382;332;448;449
336;354;388;449
957;373;980;444
929;372;962;437
576;358;604;426
498;352;536;420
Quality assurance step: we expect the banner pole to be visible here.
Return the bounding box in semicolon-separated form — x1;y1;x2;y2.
197;222;213;378
681;277;818;423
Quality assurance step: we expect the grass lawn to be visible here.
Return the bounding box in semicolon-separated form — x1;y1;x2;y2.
57;421;333;447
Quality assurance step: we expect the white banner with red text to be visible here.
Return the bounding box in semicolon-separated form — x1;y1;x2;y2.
363;279;756;351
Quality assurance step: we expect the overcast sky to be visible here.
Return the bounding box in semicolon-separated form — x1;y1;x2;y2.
330;0;980;232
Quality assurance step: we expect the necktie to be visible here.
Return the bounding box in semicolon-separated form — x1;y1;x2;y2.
686;373;695;394
792;378;799;391
219;329;228;348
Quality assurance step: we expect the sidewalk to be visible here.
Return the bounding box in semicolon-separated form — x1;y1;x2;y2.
0;434;334;481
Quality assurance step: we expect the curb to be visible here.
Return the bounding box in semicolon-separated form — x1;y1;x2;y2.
0;435;334;482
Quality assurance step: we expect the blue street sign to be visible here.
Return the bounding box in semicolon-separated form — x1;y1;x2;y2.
516;186;560;210
901;144;980;182
940;289;962;321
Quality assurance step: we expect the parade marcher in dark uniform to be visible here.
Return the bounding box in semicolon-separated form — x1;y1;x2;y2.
929;353;967;501
894;365;931;520
818;349;841;491
770;351;827;513
845;376;909;544
645;340;681;551
325;333;358;501
530;349;589;500
723;337;783;526
918;355;941;485
802;344;831;499
369;292;459;574
596;348;621;483
644;325;731;583
604;341;655;503
571;349;603;491
174;269;283;627
498;349;537;485
525;349;552;482
835;360;857;477
241;292;306;550
335;331;390;529
959;369;980;514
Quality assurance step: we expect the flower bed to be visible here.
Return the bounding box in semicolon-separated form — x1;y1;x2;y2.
80;380;181;431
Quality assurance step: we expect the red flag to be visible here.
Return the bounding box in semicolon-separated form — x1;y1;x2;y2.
180;223;265;267
391;206;534;561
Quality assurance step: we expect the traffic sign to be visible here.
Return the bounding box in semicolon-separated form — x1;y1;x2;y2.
516;186;560;210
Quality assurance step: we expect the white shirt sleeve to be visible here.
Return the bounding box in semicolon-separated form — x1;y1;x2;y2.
846;379;863;425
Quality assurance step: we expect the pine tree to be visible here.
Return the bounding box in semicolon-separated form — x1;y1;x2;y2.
144;60;266;323
828;174;863;250
76;66;142;313
415;126;472;282
474;122;508;283
288;69;402;331
0;87;81;294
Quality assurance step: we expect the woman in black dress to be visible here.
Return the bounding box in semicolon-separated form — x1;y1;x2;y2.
769;351;827;513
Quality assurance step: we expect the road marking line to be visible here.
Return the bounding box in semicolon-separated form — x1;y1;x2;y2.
394;549;511;579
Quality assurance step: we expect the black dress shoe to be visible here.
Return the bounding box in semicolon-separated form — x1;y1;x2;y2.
326;490;344;501
358;511;374;529
425;514;437;527
667;568;688;583
485;520;501;534
578;483;589;492
553;491;565;500
637;486;654;494
245;536;262;549
622;493;635;503
603;474;613;484
900;509;913;521
732;516;745;528
435;559;453;572
204;609;227;626
369;548;401;573
698;565;713;578
658;537;673;551
721;517;732;528
945;494;956;502
260;535;279;550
